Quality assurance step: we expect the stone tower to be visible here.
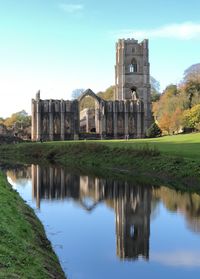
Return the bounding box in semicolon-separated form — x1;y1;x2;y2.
115;38;152;130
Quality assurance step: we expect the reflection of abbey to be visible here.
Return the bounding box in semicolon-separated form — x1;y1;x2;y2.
31;38;151;140
9;166;200;261
31;165;151;260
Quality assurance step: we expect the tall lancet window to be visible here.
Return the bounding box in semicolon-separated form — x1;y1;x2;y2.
129;58;137;73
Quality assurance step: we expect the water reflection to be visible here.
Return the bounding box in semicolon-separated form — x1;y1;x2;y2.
31;165;151;260
6;165;200;266
153;187;200;234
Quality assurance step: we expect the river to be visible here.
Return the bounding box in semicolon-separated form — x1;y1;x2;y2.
6;164;200;279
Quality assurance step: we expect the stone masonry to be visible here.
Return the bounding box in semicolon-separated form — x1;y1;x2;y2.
31;38;151;141
115;38;152;132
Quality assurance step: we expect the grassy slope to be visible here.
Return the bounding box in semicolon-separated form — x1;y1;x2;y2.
42;132;200;159
101;133;200;159
1;133;200;190
0;172;65;279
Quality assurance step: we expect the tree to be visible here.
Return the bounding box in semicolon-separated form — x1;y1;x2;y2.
80;96;95;111
163;84;178;97
4;110;30;128
158;113;171;134
183;104;200;130
71;88;85;99
152;64;200;135
150;76;161;102
170;108;183;133
146;122;162;138
0;117;4;125
97;85;115;100
3;110;31;139
183;63;200;84
182;64;200;108
152;83;187;134
79;86;115;111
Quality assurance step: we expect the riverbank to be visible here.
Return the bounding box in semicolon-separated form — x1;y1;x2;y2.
1;133;200;191
0;171;66;279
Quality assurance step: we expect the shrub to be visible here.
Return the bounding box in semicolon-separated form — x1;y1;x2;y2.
146;122;162;138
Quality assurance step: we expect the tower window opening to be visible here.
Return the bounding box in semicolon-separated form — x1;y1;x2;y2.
130;64;134;72
129;58;137;73
130;225;135;238
130;86;138;100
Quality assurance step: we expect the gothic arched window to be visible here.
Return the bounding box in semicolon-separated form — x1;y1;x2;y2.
129;64;134;72
129;58;137;73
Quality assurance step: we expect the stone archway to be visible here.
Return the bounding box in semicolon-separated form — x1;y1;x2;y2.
78;89;104;135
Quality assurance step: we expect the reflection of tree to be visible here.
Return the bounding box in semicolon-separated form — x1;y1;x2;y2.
153;187;200;233
150;198;160;221
7;167;31;186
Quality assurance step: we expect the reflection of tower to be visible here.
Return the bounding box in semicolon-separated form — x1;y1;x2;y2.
114;185;151;260
31;165;151;261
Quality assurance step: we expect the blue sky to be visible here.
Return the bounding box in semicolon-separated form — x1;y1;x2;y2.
0;0;200;117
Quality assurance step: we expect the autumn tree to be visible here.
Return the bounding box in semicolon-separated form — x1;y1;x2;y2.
3;110;31;138
97;85;115;100
163;84;178;97
170;108;183;133
158;113;171;134
183;104;200;131
153;82;191;134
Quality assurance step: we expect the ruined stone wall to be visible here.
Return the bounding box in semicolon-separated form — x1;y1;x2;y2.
31;91;79;141
31;89;144;140
103;99;144;138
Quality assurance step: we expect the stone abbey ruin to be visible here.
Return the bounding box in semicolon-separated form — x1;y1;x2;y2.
31;38;151;141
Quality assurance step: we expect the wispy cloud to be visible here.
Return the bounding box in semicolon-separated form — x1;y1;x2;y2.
59;3;84;13
152;251;200;267
111;22;200;40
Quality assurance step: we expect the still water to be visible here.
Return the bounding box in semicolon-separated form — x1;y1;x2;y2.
6;165;200;279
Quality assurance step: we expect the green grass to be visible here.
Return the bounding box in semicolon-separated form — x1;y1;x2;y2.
1;132;200;190
0;172;65;279
97;132;200;159
36;132;200;159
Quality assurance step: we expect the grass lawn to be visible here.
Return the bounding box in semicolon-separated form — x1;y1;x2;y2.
42;132;200;159
1;132;200;191
1;132;200;161
97;132;200;159
0;172;65;279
